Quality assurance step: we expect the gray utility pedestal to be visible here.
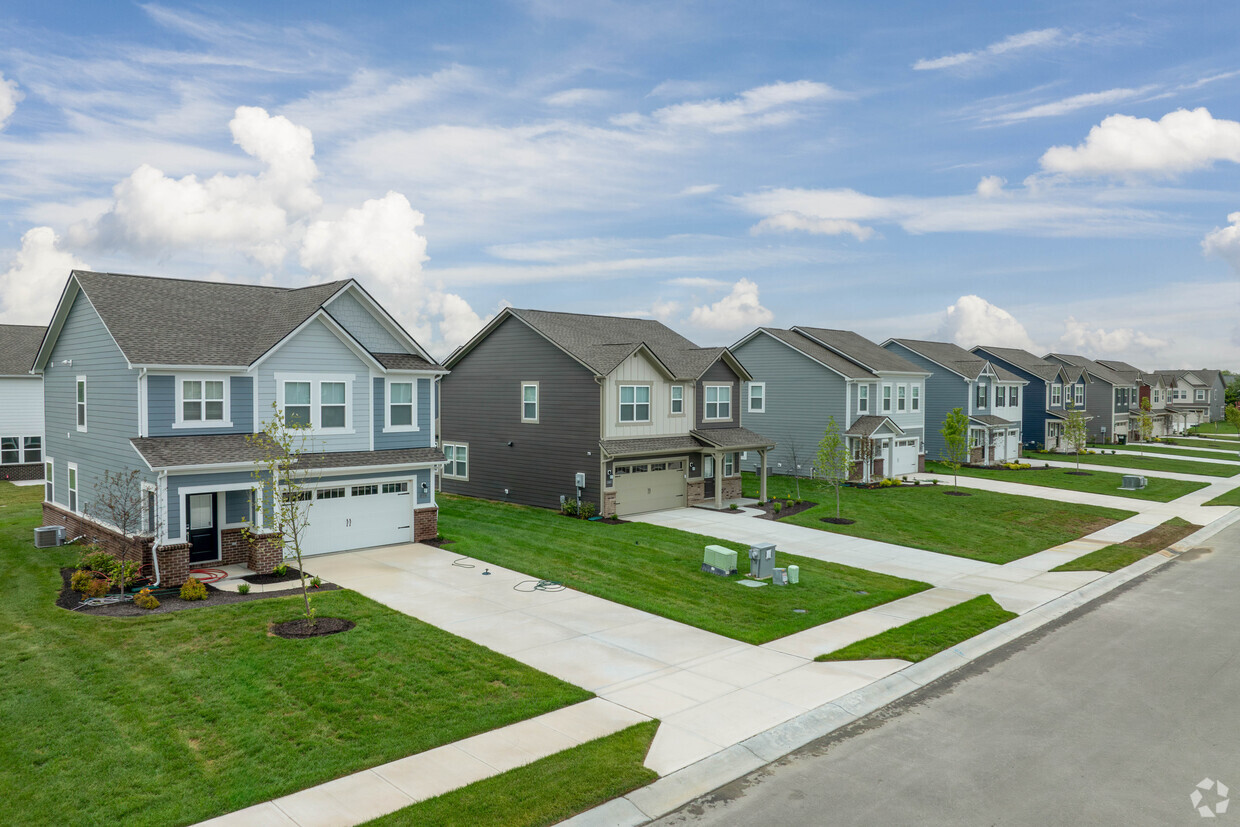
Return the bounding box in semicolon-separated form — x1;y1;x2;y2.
1119;474;1147;490
749;543;776;579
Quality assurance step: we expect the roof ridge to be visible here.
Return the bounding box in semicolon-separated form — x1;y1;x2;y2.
74;269;349;295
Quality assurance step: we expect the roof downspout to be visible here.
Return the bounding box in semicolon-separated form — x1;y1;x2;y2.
149;470;167;588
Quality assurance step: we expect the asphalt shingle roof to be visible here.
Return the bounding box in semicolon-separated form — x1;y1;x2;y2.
845;415;903;437
1096;359;1145;384
970;414;1017;427
0;324;46;376
599;436;703;457
755;328;877;380
1046;353;1128;386
373;353;441;371
971;345;1063;382
690;427;776;449
794;327;925;374
890;338;1024;383
130;434;444;470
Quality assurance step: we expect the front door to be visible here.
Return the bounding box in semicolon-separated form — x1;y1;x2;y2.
703;455;716;499
187;493;218;563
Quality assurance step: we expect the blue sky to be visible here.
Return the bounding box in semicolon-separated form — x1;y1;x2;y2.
0;1;1238;366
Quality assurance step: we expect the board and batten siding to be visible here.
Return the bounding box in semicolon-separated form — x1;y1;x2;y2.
146;374;254;437
43;291;154;514
694;359;741;431
256;318;371;453
440;314;601;510
882;343;967;462
372;377;433;450
0;377;44;437
602;351;694;440
324;290;407;354
735;333;847;475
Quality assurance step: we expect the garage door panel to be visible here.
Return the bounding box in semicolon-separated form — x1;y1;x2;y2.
614;462;686;516
891;439;918;476
298;481;413;556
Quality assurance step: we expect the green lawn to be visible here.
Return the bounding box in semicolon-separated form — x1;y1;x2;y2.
743;474;1134;565
1166;437;1240;448
1182;433;1240;442
1190;422;1239;435
1205;487;1240;507
816;595;1017;663
1051;518;1201;573
924;460;1206;502
0;483;591;826
1023;450;1240;478
438;495;929;645
363;722;658;827
1088;442;1240;463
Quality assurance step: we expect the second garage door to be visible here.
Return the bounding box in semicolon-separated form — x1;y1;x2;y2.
614;461;686;516
298;481;413;557
890;439;919;476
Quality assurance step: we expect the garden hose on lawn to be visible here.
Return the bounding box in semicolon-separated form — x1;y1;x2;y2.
513;579;566;593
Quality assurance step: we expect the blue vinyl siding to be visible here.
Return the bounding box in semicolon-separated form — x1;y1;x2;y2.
166;470;260;540
372;377;433;449
147;374;253;436
225;489;255;524
325;291;406;353
883;342;968;462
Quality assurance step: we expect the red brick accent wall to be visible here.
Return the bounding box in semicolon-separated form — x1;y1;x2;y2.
246;532;282;575
156;543;191;588
872;458;884;479
918;454;926;472
414;507;438;542
970;447;985;464
2;463;44;482
42;502;152;568
219;528;250;567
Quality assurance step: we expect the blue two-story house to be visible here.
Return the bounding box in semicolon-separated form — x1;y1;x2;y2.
881;339;1027;465
34;270;445;586
970;345;1090;452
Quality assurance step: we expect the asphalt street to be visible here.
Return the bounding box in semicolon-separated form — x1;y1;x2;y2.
653;518;1240;827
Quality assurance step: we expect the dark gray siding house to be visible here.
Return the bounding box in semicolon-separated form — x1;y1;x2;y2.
971;345;1089;452
441;308;774;517
1046;353;1135;444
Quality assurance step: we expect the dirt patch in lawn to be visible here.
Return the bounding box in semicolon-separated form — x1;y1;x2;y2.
1124;520;1203;552
1064;471;1094;476
943;490;973;497
271;616;355;639
56;568;339;616
421;536;456;548
754;500;818;520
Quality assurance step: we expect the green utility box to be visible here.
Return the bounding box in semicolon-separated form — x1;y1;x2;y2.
787;564;799;584
702;545;738;576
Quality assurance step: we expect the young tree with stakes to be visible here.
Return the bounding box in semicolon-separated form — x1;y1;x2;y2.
940;407;970;491
785;438;805;499
88;468;159;594
247;402;322;626
1064;402;1090;470
816;416;850;519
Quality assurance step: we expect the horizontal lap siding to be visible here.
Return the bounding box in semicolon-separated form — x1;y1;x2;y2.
44;292;153;515
882;343;963;462
325;291;406;353
372;377;433;450
0;377;43;435
147;375;253;436
735;334;844;475
441;315;600;510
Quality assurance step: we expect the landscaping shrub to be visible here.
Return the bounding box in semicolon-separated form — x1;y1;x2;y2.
273;563;289;577
773;502;782;513
579;501;597;520
236;583;251;595
70;569;98;593
179;577;208;601
878;477;900;488
561;499;579;517
76;547;116;573
310;576;322;588
80;575;109;599
133;588;160;610
729;503;738;510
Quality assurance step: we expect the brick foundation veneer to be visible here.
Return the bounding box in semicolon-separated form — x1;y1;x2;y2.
155;543;191;588
2;463;44;482
414;507;438;542
685;479;705;505
970;447;985;465
42;502;152;567
918;454;926;473
721;476;742;500
220;527;282;575
602;490;617;518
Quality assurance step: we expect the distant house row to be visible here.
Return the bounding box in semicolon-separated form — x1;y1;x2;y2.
2;270;1230;582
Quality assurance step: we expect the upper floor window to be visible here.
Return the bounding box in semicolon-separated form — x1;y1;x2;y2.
858;385;869;412
670;385;684;415
1010;386;1019;407
387;380;415;429
1051;384;1063;407
280;374;352;431
1074;384;1085;407
976;384;987;409
882;385;892;413
1197;389;1207;401
321;382;346;428
897;385;907;412
179;377;228;426
748;383;765;414
704;385;732;420
911;384;920;411
619;385;650;423
522;382;539;423
995;387;1006;407
443;442;468;479
76;376;87;432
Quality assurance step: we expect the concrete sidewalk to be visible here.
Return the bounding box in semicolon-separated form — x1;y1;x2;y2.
1031;456;1235;482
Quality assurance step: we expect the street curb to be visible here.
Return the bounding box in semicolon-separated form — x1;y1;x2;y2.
559;506;1240;827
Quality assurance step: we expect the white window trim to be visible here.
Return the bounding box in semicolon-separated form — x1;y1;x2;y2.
76;376;87;432
911;384;920;412
670;384;685;416
383;377;419;432
521;381;540;424
276;372;356;434
45;457;54;504
994;386;1005;407
442;441;469;481
703;383;732;421
724;452;736;477
1051;383;1063;407
897;384;907;413
140;480;158;536
173;374;233;429
858;385;869;413
882;384;892;413
618;384;652;424
976;383;987;409
747;382;766;414
67;461;79;513
1074;384;1084;407
1009;386;1019;407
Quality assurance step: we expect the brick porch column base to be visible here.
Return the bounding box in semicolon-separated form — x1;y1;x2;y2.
155;543;191;588
414;507;439;542
245;532;283;575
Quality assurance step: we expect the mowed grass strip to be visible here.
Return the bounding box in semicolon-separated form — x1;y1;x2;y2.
743;473;1134;565
1205;487;1240;507
1190;423;1240;436
925;460;1206;502
0;483;590;827
1023;450;1240;478
437;495;930;645
362;721;658;827
1088;442;1240;463
1052;517;1202;573
816;595;1017;663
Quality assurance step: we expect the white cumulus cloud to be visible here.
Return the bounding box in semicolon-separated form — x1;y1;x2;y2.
425;291;491;356
938;295;1038;351
1040;108;1240;177
1058;317;1169;354
1202;211;1240;273
0;72;22;130
0;227;89;324
688;278;773;330
914;28;1061;71
976;176;1006;198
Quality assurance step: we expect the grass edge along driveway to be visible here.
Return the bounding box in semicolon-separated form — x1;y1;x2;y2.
0;483;591;827
1023;450;1240;478
1051;517;1203;573
743;473;1135;565
816;595;1017;663
923;460;1207;502
1205;487;1240;507
437;494;931;646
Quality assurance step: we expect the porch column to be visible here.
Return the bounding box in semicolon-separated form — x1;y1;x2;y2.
714;452;724;508
759;449;768;503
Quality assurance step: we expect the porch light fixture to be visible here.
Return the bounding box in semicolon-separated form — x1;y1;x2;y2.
420;481;429;493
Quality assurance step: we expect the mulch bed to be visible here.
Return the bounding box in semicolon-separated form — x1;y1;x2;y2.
242;567;308;584
421;536;456;548
820;516;857;525
943;490;973;496
961;463;1050;471
272;617;355;639
56;568;339;617
753;500;818;520
1064;471;1094;476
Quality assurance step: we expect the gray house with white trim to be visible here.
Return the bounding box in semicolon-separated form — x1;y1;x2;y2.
0;324;46;482
34;270;445;586
970;345;1090;452
1045;353;1138;444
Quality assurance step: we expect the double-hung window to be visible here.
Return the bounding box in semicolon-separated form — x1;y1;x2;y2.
280;375;352;431
897;385;907;412
76;376;87;431
67;463;78;512
911;385;920;411
1010;386;1019;407
320;382;346;428
0;437;17;465
521;382;539;423
995;387;1006;407
704;385;731;420
1197;389;1206;401
388;381;415;429
724;453;736;476
45;459;54;503
670;385;684;415
748;383;765;413
284;381;312;427
1074;384;1084;407
976;384;987;409
882;385;892;413
1051;384;1063;407
443;442;468;479
619;385;650;422
180;377;227;425
858;385;869;412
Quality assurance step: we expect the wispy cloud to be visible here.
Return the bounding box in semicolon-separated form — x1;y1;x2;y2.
985;86;1156;124
618;80;845;133
914;28;1062;71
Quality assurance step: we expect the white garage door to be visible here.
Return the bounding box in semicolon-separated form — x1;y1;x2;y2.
614;461;685;516
1004;429;1020;462
297;481;413;557
891;439;919;476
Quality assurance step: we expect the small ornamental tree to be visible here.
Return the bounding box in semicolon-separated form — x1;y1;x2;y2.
816;416;850;519
88;469;158;593
247;402;322;626
1225;401;1240;433
1064;403;1090;470
785;438;805;499
940;407;970;490
1137;396;1154;450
